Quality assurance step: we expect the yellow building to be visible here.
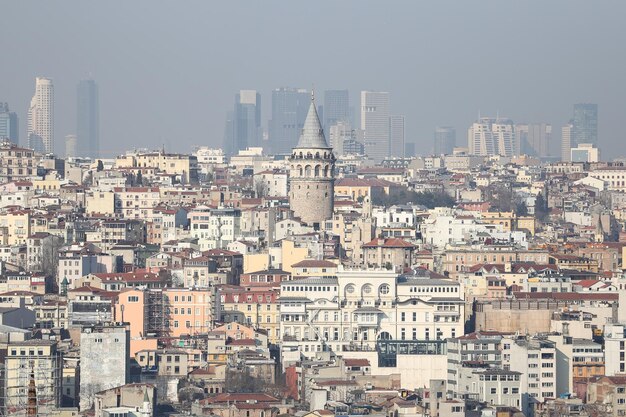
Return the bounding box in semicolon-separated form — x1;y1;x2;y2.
0;209;31;245
32;177;62;192
334;178;392;202
0;141;39;182
5;340;62;414
116;151;198;184
86;190;116;216
217;286;281;343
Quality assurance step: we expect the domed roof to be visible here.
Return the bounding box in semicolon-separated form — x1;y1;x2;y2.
295;96;331;149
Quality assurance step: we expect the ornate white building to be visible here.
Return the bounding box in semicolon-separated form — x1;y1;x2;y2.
279;268;464;358
288;94;335;229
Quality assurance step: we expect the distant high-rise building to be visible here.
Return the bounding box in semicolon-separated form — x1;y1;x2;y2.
389;115;405;157
27;77;54;153
269;87;309;154
516;123;551;157
405;142;416;157
0;103;19;143
561;122;573;162
434;126;456;155
467;117;517;157
573;103;598;147
230;90;261;155
328;120;364;157
361;91;390;162
77;79;99;158
65;134;77;158
571;143;599;163
324;90;350;130
223;110;235;155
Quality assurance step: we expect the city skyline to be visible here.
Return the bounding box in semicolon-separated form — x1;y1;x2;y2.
1;1;623;157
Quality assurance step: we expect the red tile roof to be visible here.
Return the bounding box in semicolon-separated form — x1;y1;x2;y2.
291;260;337;268
362;238;415;248
344;358;370;367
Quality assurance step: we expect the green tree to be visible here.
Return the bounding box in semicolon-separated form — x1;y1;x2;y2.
96;160;104;172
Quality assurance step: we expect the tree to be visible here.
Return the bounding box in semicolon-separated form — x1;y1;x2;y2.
535;192;549;222
254;180;268;198
225;368;264;393
372;189;455;209
82;171;93;187
96;160;104;172
136;171;143;186
515;201;528;217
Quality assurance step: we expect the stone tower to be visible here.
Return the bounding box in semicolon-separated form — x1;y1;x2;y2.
289;93;335;229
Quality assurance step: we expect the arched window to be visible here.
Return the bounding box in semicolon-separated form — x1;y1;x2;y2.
314;165;321;177
305;165;312;177
324;165;330;177
315;152;320;159
377;331;392;340
297;165;303;176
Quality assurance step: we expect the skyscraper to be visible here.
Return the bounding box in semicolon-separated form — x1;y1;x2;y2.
27;77;54;153
516;123;551;157
389;115;405;158
0;103;18;143
233;90;261;154
467;117;517;157
360;91;390;162
269;87;309;154
222;111;235;155
561;122;573;162
77;79;100;158
573;103;598;147
65;134;77;158
434;126;456;155
323;90;350;130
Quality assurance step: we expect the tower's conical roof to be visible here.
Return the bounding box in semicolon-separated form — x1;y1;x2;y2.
295;95;330;149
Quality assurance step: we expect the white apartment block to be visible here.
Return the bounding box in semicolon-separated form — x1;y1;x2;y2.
501;336;557;415
587;168;626;192
189;206;242;250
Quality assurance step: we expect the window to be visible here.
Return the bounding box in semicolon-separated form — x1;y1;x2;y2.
128;296;139;302
490;388;496;394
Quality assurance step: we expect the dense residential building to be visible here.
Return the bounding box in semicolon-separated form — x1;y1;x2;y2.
27;77;54;154
0;140;38;182
79;324;130;410
0;86;620;416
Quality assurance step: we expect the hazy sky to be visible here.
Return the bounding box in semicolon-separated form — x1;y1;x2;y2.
2;1;625;158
